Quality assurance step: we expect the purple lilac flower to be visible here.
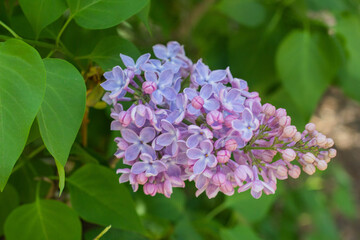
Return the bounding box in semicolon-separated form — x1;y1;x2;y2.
232;109;259;141
187;140;217;174
120;53;151;75
100;41;336;199
184;84;219;115
131;153;167;177
145;70;177;104
101;66;129;99
121;127;156;161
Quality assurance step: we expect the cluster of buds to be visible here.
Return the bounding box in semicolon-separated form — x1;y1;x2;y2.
101;41;336;199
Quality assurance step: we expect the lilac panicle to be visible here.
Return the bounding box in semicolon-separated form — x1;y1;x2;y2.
101;41;336;199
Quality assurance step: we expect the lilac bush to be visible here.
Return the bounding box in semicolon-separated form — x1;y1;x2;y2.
101;41;336;199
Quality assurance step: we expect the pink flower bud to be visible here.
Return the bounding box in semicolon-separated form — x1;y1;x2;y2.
220;181;234;195
292;132;302;142
328;148;337;158
303;164;316;175
206;110;224;130
316;134;327;147
217;150;230;163
212;172;226;186
316;160;327;171
288;165;301;178
283;125;297;138
278;116;287;126
118;111;131;126
144;183;157;196
261;150;276;163
305;123;316;132
325;138;334;148
142;81;157;94
302;152;316;164
191;96;205;109
224;115;237;128
262;103;276;116
225;139;238;152
282;148;296;162
276;165;288;178
137;173;148;184
275;108;287;118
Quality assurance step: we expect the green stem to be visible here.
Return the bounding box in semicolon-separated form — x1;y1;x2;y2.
0;34;55;49
28;145;46;159
55;15;73;47
94;225;112;240
0;20;21;39
206;202;227;221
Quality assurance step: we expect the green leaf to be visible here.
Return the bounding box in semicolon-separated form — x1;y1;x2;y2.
84;227;147;240
19;0;67;38
173;216;202;240
0;39;46;191
4;199;82;240
220;225;261;240
275;30;335;115
0;184;19;236
218;0;266;27
87;35;140;71
336;14;360;102
137;1;151;33
225;192;276;223
8;159;53;203
66;0;148;29
67;164;145;234
37;58;86;192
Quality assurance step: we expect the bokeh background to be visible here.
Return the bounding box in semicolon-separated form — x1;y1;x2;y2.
1;0;360;240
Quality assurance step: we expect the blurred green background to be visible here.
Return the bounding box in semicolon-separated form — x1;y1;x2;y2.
1;0;360;239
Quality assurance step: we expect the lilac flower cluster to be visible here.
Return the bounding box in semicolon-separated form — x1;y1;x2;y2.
101;41;336;199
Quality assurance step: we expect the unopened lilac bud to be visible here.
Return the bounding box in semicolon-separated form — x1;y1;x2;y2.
276;165;288;178
325;138;334;148
191;96;204;109
137;173;148;184
328;148;337;158
279;116;287;126
119;111;131;126
316;160;328;171
302;152;316;164
217;150;230;163
288;165;301;178
275;108;287;118
142;81;157;94
303;164;316;175
206;110;224;130
316;134;327;147
262;103;275;116
305;123;316;132
292;132;302;142
283;125;297;138
144;183;157;196
220;181;234;195
212;172;226;186
282;149;296;162
224;115;237;128
225;139;238;152
262;150;276;163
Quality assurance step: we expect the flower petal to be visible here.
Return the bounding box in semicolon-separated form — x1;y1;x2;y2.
200;84;213;99
120;54;135;68
186;134;200;148
131;162;148;174
125;144;141;161
186;148;203;159
121;129;139;143
203;99;220;111
140;127;156;143
193;158;207;174
208;70;226;83
157;133;174;146
161;87;177;101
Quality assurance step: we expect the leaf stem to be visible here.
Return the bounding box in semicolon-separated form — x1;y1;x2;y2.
0;34;55;49
0;20;21;39
206;202;227;221
55;15;74;47
94;225;112;240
